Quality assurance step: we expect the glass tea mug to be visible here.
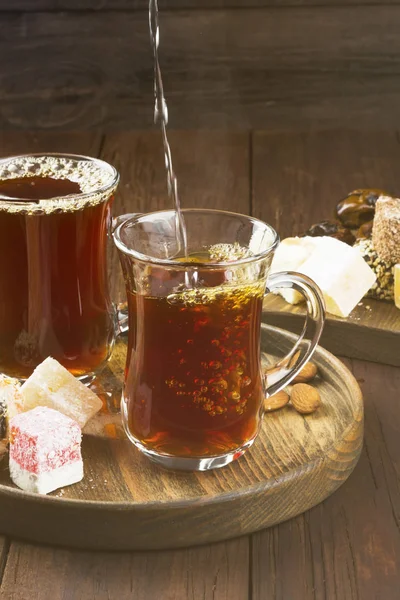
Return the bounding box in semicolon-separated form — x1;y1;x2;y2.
0;153;125;381
114;209;325;471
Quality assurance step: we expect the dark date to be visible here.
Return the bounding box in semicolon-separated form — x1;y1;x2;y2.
356;220;373;240
305;220;355;245
335;189;386;229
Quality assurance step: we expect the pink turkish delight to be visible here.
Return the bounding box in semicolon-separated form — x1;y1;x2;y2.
9;406;83;494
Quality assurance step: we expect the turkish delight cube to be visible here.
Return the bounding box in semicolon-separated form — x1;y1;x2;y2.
9;406;83;494
21;357;103;428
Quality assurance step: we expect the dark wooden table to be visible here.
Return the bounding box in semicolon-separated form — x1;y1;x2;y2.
0;129;399;600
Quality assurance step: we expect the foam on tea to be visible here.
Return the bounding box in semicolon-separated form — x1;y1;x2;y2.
0;155;114;215
0;155;117;379
208;242;254;262
166;244;260;307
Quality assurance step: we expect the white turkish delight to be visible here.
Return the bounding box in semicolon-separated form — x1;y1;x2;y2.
20;357;103;428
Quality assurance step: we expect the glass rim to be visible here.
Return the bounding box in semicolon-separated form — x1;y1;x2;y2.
113;208;280;269
0;152;119;206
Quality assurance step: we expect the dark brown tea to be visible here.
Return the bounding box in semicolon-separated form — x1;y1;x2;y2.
0;158;116;379
124;261;265;458
0;175;81;201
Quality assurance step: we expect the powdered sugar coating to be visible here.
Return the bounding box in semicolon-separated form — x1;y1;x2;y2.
9;457;83;495
10;407;81;475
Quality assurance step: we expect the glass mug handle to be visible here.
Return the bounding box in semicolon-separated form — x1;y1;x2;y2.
263;271;326;398
111;213;140;334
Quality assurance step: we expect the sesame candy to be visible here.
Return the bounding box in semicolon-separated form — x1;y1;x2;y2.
372;196;400;264
354;238;394;301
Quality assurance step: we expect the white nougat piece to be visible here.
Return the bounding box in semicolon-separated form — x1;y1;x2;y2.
271;236;377;318
270;237;320;304
20;358;103;428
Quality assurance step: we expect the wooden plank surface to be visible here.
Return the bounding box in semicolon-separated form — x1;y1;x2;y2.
8;0;400;11
0;538;9;593
252;129;400;238
0;539;249;600
0;132;103;158
9;0;399;13
101;131;250;216
252;360;400;600
3;9;400;130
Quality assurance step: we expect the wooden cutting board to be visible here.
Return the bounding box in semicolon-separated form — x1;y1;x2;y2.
264;295;400;367
0;325;363;551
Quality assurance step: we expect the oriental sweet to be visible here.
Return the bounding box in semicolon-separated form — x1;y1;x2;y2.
9;407;83;495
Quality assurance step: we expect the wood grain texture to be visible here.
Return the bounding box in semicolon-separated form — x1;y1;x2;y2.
264;296;400;367
0;538;10;593
252;129;400;238
0;131;103;158
252;359;400;600
101;131;250;216
0;326;363;550
0;538;249;600
3;9;400;130
8;1;400;10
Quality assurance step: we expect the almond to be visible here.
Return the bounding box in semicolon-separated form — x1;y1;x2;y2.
264;390;289;412
291;383;321;414
288;350;301;369
293;361;318;384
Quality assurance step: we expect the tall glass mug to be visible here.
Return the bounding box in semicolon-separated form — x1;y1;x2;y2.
0;153;121;381
114;209;325;471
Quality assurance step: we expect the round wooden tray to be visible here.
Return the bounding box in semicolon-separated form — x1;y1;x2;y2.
0;325;363;551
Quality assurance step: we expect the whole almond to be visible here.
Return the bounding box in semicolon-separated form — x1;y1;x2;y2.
291;383;321;414
264;390;289;412
293;362;318;384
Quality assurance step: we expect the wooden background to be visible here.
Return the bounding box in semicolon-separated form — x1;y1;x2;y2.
2;0;400;131
1;2;400;597
0;129;398;598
